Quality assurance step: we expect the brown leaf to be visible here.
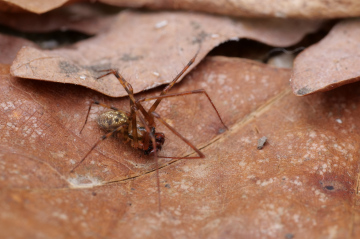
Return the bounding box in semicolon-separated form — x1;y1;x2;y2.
0;34;38;64
291;19;360;96
1;57;288;182
10;10;322;97
0;0;71;14
101;0;360;18
3;55;359;238
0;3;116;35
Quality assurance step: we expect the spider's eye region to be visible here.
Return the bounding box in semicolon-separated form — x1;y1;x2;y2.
155;132;165;145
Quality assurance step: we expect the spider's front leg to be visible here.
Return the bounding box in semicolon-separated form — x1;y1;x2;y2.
131;104;162;213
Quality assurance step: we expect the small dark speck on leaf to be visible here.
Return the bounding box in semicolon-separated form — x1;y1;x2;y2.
59;61;80;74
131;188;135;191
218;128;226;134
285;233;294;239
325;185;334;190
296;86;312;96
257;136;267;150
190;21;201;30
165;184;171;188
92;192;97;196
121;54;143;62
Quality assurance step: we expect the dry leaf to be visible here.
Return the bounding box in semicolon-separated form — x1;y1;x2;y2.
1;57;289;182
2;0;360;18
2;4;358;238
0;3;116;35
0;34;37;64
3;55;359;238
101;0;360;18
10;10;322;97
0;0;71;14
291;19;360;96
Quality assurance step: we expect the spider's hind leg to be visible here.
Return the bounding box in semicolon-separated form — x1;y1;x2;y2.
70;122;127;173
95;69;118;80
151;111;205;159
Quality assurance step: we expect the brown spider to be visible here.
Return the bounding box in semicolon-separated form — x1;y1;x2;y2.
70;51;227;212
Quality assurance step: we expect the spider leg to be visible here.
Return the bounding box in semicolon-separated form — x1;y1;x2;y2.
137;89;228;130
148;47;200;118
70;123;128;173
80;100;125;134
97;70;136;102
151;111;205;159
129;101;138;148
97;70;139;146
96;69;114;72
131;105;161;213
96;69;156;145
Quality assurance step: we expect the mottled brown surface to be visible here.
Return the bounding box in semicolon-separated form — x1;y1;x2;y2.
10;10;321;97
2;55;360;238
0;34;37;64
291;19;360;96
2;0;360;18
0;0;70;13
101;0;360;18
0;3;115;35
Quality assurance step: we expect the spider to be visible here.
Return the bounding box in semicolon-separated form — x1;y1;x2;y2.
70;50;228;212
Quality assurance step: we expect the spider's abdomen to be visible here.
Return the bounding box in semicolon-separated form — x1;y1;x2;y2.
98;110;129;131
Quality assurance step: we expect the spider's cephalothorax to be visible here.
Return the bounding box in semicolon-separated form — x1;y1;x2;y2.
144;132;165;155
